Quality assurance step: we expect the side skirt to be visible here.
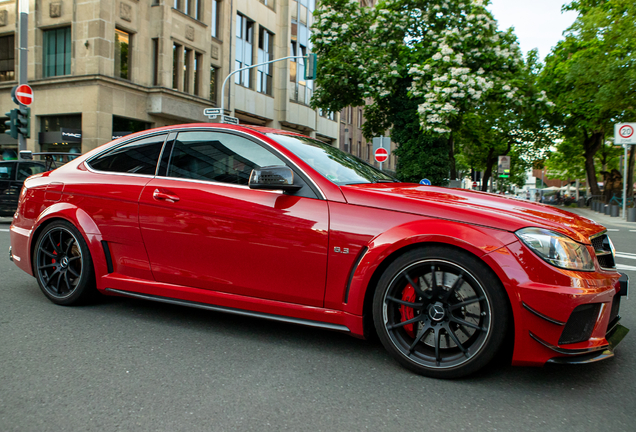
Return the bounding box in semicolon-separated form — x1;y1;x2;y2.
104;288;351;333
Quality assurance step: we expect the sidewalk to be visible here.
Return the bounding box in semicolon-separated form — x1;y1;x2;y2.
555;205;636;229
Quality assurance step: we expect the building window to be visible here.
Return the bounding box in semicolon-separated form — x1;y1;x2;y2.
318;108;335;121
347;107;352;124
0;34;15;82
366;143;371;160
194;53;202;96
357;141;361;157
257;27;274;95
151;38;159;86
175;0;201;20
290;0;314;104
211;0;221;39
345;138;351;153
43;27;71;77
210;66;219;103
173;43;181;89
183;48;192;93
235;14;254;88
259;0;274;8
358;109;362;128
115;29;131;80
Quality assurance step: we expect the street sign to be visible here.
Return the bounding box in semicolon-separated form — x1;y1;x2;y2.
615;123;636;145
472;181;478;189
375;147;389;163
11;84;33;106
498;156;510;173
499;169;510;178
372;136;391;153
222;115;239;125
204;108;223;117
420;179;431;185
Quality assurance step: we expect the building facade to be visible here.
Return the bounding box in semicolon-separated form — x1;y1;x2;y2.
0;0;339;159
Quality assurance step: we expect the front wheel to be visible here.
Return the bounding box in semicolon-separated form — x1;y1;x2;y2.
373;246;509;379
33;220;97;305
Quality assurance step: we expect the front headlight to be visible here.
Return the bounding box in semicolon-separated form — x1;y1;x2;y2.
516;227;594;271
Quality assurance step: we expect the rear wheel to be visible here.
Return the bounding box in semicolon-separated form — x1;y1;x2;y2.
373;246;509;379
34;221;96;305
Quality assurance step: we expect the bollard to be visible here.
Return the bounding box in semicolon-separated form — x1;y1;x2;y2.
604;205;610;215
610;204;619;217
628;207;636;222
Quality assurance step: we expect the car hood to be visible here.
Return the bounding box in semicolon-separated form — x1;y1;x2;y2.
340;183;604;244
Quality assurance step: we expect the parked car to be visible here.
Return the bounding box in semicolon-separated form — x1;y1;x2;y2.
9;124;629;378
0;159;47;217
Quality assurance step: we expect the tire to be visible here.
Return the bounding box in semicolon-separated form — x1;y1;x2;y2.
33;220;97;305
373;246;509;379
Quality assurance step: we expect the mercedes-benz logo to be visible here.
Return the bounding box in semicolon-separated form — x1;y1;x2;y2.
429;303;445;322
60;257;69;269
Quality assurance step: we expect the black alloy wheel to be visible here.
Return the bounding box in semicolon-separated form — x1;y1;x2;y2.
34;220;96;305
373;246;509;379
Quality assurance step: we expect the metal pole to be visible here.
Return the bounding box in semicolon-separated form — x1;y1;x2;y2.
220;55;307;118
623;143;628;220
18;0;28;155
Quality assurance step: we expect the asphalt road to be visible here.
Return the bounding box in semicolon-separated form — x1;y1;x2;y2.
1;209;635;432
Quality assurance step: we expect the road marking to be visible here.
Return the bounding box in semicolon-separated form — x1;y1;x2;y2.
606;229;620;232
616;253;636;260
0;228;9;232
617;250;636;257
617;263;636;271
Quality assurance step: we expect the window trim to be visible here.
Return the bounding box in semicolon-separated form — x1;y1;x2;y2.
85;132;169;177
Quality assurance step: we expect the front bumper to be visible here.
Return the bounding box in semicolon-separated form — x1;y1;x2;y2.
484;242;629;367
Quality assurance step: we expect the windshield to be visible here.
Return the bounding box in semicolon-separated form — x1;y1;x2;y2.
267;133;397;185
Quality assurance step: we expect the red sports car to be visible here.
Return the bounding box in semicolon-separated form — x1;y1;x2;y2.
9;124;629;378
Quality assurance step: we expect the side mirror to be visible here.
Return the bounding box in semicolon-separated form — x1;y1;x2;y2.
19;150;33;160
249;166;302;192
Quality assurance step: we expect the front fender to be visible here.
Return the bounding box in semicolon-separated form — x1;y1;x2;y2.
342;219;517;317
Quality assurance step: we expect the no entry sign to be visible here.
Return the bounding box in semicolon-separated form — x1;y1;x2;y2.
11;84;34;106
375;147;389;163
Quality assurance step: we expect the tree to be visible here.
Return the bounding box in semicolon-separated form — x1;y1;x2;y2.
539;0;636;197
311;0;542;182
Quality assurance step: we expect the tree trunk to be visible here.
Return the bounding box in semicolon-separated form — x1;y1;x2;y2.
448;132;456;180
628;146;636;198
583;131;604;198
481;150;495;192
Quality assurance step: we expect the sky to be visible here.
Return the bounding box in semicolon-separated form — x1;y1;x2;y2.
488;0;579;61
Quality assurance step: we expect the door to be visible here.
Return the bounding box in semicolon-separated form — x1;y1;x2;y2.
138;130;329;307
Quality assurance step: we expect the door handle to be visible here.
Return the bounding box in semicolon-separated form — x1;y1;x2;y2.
153;188;180;203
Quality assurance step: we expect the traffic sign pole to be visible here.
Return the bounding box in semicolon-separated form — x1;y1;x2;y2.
616;123;636;221
18;1;29;156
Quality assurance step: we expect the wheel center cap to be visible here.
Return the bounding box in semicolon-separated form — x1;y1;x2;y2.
60;257;69;268
429;303;446;322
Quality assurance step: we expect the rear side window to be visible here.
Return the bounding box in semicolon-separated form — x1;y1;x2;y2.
88;134;167;175
0;162;15;180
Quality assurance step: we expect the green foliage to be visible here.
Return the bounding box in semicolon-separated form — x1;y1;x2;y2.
540;0;636;194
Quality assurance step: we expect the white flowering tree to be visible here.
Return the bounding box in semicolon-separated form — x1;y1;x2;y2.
311;0;551;184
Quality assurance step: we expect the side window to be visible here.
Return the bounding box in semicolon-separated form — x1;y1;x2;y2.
16;163;47;181
167;131;286;185
0;162;15;180
88;134;167;175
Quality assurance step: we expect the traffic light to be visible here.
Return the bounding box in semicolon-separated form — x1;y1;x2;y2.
304;53;317;80
16;106;30;138
4;109;18;139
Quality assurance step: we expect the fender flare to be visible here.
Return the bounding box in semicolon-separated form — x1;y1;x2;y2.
28;203;105;278
342;219;517;317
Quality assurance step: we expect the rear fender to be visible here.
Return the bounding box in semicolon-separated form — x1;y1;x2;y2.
28;204;105;281
343;219;517;317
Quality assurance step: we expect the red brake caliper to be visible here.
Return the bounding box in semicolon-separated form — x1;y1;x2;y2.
399;284;417;338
